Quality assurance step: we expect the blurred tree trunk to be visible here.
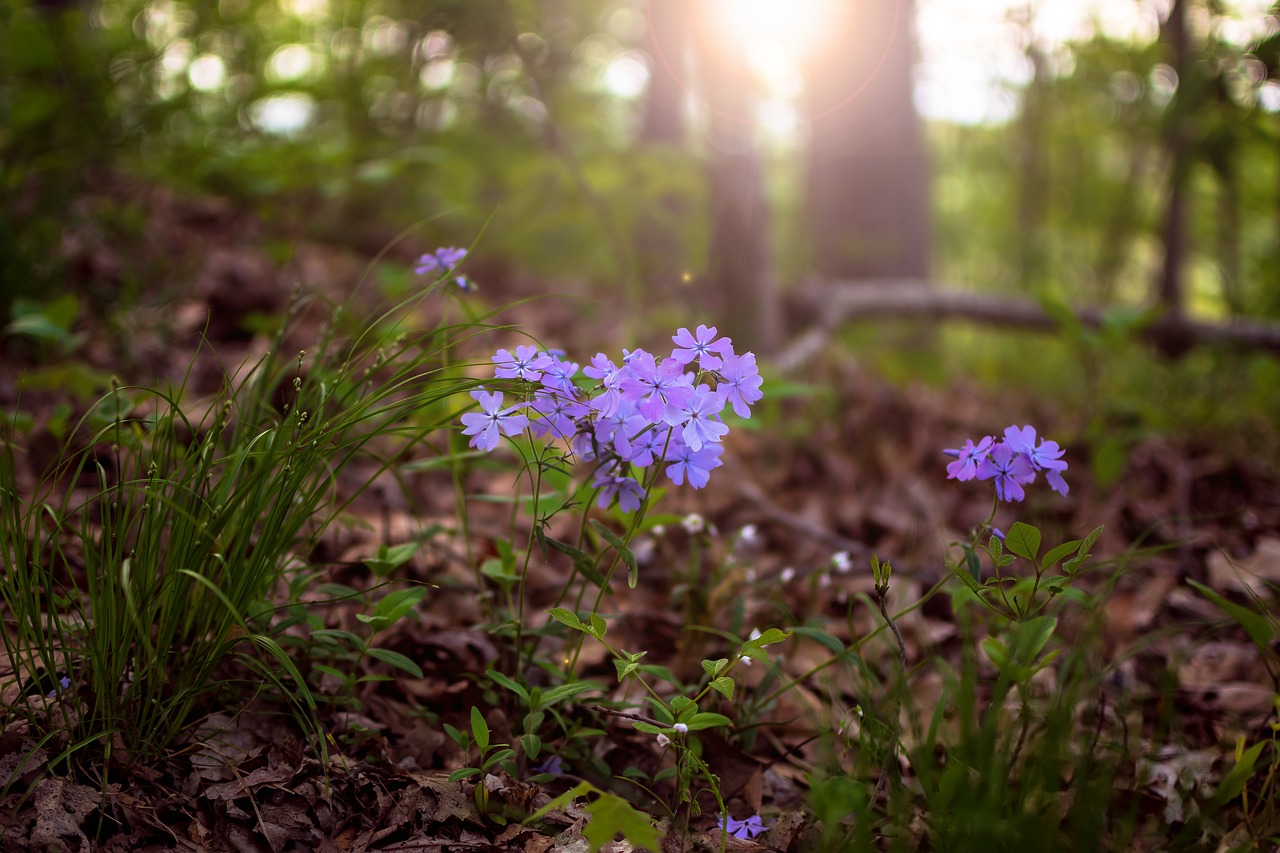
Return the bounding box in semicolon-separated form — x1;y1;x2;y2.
1016;17;1049;290
688;16;782;355
641;0;685;145
1157;0;1191;346
804;0;930;282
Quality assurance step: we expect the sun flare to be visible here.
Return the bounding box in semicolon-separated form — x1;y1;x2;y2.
698;0;845;89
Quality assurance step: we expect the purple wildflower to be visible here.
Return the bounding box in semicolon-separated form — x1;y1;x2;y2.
675;387;728;451
460;390;529;452
532;755;565;776
528;390;589;441
976;443;1037;503
619;350;693;422
717;351;763;418
671;324;734;371
539;354;580;396
493;345;551;382
594;471;646;513
415;246;467;276
666;439;723;489
1003;425;1069;496
718;814;768;840
945;435;994;481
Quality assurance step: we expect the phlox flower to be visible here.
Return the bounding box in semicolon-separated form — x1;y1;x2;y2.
718;814;768;840
528;390;588;441
717;352;763;418
493;345;551;381
415;246;467;275
585;353;625;417
976;443;1036;503
460;389;528;451
666;439;723;489
945;435;994;481
1003;425;1069;495
671;324;734;371
616;417;671;468
593;471;646;513
619;350;694;423
539;354;580;395
675;387;728;451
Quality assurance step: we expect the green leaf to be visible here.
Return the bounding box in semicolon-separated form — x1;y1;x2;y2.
744;628;791;649
709;677;735;700
1208;740;1266;812
540;681;599;707
981;637;1009;671
449;767;481;781
531;782;659;851
364;541;419;576
1004;522;1041;562
589;612;607;639
686;712;733;731
521;733;542;761
701;658;729;677
547;608;583;630
589;519;639;589
486;669;530;703
1187;579;1275;650
1041;539;1081;570
366;647;424;678
790;626;848;654
471;706;490;752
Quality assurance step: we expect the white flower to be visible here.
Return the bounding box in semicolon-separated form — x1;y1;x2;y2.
656;733;671;748
748;628;762;641
652;524;666;537
681;513;705;534
818;572;831;588
779;566;795;584
832;551;852;574
673;723;688;734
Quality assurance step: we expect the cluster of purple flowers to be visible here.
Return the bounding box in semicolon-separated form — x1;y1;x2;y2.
944;425;1069;503
460;325;763;512
415;246;476;293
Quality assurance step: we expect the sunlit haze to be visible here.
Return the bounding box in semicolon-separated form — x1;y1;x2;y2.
681;0;1276;133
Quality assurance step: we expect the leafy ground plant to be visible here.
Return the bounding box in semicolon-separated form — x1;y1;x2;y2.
0;254;480;785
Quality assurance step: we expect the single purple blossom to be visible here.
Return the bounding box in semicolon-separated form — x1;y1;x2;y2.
717;351;763;418
528;389;588;441
539;354;580;395
666;439;723;489
616;417;671;467
1003;425;1069;495
532;755;565;776
976;443;1037;503
460;389;529;452
676;387;728;451
492;345;552;381
619;351;694;422
671;324;734;371
718;815;768;840
594;471;646;513
415;246;467;275
945;435;994;481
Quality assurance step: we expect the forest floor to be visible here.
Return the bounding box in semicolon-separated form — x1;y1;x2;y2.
2;178;1279;851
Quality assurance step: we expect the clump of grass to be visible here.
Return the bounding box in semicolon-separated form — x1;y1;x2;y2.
0;266;481;785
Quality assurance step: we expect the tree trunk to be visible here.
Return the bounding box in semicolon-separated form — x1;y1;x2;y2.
641;0;686;145
804;0;930;281
688;12;782;355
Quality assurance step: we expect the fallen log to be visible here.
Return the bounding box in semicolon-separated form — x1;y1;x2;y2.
778;280;1280;373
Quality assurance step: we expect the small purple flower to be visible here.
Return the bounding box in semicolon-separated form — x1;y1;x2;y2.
1003;425;1069;496
594;471;646;513
528;390;588;441
493;345;551;382
415;246;467;276
452;275;477;294
676;387;728;451
718;814;768;840
717;352;763;418
539;354;580;396
619;351;694;423
460;389;529;451
945;436;994;482
532;755;565;776
976;443;1036;503
671;324;734;371
616;418;671;468
666;439;723;489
